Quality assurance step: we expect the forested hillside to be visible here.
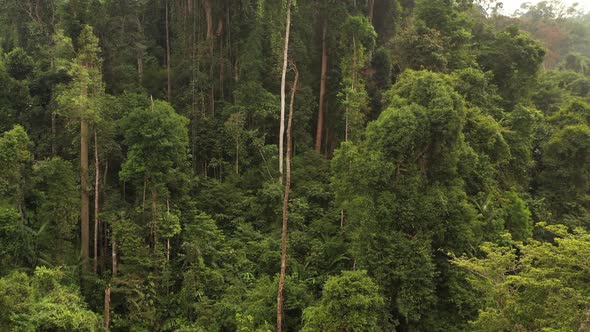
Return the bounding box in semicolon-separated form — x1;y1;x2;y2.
1;0;590;331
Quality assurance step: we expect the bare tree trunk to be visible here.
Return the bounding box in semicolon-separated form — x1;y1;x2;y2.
167;239;170;261
219;31;225;101
81;118;90;269
112;222;117;276
166;199;171;261
50;42;57;156
165;0;172;102
51;114;56;156
17;202;24;225
202;0;213;40
315;19;328;153
142;177;147;221
101;160;108;272
202;0;215;115
93;129;100;273
277;61;298;332
152;189;159;246
236;136;239;175
279;0;293;183
136;17;144;83
368;0;375;22
137;52;144;83
104;287;111;331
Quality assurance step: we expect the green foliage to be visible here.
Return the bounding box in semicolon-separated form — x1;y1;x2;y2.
0;125;31;206
541;123;590;226
454;224;590;331
503;192;533;241
32;157;79;264
333;70;482;328
55;24;103;123
478;25;546;108
338;15;376;141
414;0;474;69
0;267;100;331
0;66;31;133
302;270;385;331
4;47;34;80
0;205;21;270
0;1;589;331
394;21;448;71
120;100;189;189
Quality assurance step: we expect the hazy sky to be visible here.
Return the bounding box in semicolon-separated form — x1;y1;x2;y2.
500;0;590;15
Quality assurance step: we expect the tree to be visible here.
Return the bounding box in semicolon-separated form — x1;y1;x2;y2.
4;47;34;80
302;270;385;331
315;18;328;153
0;125;32;223
279;0;293;183
338;16;376;142
0;267;100;331
277;61;298;332
224;112;247;176
454;224;590;331
120;99;189;245
32;157;79;264
0;58;32;134
332;70;480;329
541;123;590;227
55;24;102;269
478;25;546;108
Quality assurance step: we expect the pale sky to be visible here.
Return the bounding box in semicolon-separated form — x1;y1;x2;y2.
500;0;590;16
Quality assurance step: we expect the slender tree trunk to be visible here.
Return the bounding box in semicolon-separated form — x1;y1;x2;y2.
220;31;225;101
279;0;293;183
51;114;56;156
103;161;108;192
81;118;90;269
165;0;172;102
136;17;144;83
166;199;171;261
152;189;159;246
167;239;170;261
137;52;144;83
93;129;100;273
101;160;108;272
203;0;215;115
277;62;298;332
104;287;111;331
315;19;328;153
17;202;24;225
112;220;117;276
142;177;147;220
202;0;213;40
368;0;375;22
50;36;57;157
236;137;239;175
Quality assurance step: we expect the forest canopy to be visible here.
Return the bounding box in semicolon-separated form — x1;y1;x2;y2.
1;0;590;331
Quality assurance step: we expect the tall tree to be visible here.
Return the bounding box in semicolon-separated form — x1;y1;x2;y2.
120;100;189;247
93;129;99;272
56;25;102;269
279;0;293;182
165;0;172;102
315;18;328;153
277;61;298;332
0;125;32;224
